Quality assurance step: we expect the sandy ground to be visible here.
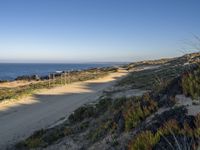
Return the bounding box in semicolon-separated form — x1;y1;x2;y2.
0;70;127;149
0;80;38;88
176;95;200;116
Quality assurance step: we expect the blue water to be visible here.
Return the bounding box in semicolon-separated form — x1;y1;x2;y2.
0;63;119;80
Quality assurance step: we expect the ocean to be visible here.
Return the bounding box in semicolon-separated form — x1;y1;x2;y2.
0;63;119;81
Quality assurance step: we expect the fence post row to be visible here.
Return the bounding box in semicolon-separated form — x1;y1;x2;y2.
48;71;71;87
68;71;70;84
64;71;66;85
60;73;62;85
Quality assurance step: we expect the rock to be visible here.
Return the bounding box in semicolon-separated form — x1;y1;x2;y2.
33;74;40;80
15;74;40;81
40;75;50;80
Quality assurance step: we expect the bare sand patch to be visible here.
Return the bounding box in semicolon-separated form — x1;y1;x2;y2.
176;95;200;116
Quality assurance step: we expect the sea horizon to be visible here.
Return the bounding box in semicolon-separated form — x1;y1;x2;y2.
0;62;125;81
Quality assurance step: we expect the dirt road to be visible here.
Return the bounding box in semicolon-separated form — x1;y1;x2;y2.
0;71;127;149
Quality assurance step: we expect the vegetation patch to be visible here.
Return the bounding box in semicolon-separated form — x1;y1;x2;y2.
129;113;200;150
0;67;117;101
123;93;158;130
68;105;96;123
14;54;200;150
16;123;84;149
182;65;200;100
118;62;185;91
87;119;117;142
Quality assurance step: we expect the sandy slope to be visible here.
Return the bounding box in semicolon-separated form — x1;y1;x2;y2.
0;70;127;149
0;80;39;88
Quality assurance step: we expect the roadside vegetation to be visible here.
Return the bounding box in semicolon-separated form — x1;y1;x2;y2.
129;113;200;150
0;67;117;102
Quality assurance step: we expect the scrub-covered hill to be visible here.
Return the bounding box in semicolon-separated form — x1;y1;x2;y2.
15;53;200;150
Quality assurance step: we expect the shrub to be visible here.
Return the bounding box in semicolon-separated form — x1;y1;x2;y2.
16;130;46;149
129;117;199;150
124;102;144;130
153;76;169;93
23;137;44;149
68;105;96;123
194;113;200;137
96;97;112;113
124;95;158;130
63;127;73;136
16;126;76;149
42;127;69;145
87;120;115;142
129;131;160;150
112;97;127;110
182;66;200;100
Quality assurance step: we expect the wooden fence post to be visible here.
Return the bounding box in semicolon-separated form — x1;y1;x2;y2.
68;71;70;84
60;74;62;85
48;74;50;87
64;71;66;85
53;74;55;85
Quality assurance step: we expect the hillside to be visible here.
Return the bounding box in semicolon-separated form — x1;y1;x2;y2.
15;53;200;150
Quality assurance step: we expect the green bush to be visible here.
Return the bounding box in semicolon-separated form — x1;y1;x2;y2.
128;115;200;150
96;98;112;113
16;130;46;149
112;97;127;110
16;126;75;149
129;131;160;150
182;66;200;100
87;120;115;142
124;95;158;130
68;105;96;123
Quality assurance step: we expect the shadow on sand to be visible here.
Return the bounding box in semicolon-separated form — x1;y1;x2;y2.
0;74;124;149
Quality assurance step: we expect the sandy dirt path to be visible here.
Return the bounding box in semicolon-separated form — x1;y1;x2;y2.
0;71;127;149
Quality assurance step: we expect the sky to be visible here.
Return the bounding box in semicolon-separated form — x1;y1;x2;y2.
0;0;200;63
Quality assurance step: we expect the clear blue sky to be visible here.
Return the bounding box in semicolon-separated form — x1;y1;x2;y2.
0;0;200;63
